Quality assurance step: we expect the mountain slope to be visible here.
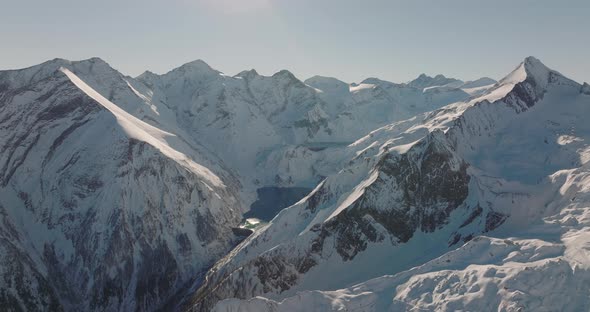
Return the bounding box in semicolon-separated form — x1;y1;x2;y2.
0;59;244;311
192;57;590;311
3;55;583;312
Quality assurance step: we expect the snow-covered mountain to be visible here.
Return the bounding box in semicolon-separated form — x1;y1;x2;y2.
134;62;484;195
3;55;587;312
303;75;473;142
192;57;590;312
0;58;245;311
0;56;492;311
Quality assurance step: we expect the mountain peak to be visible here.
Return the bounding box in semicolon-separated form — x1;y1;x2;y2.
489;57;581;110
305;75;347;85
361;77;382;84
272;69;297;80
498;56;578;93
361;77;390;85
408;73;461;89
235;69;259;79
271;70;306;86
304;75;349;93
180;59;216;72
523;56;544;67
498;56;551;86
522;56;552;78
84;56;108;64
160;59;222;82
137;70;157;79
305;75;342;83
0;57;122;90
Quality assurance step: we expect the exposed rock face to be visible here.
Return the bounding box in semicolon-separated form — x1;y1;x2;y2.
0;202;63;311
312;131;471;261
582;82;590;95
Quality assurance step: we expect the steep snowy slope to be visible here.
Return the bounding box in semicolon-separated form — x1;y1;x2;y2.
0;59;244;311
192;57;590;311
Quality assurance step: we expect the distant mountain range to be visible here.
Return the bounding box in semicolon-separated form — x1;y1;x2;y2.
1;56;589;312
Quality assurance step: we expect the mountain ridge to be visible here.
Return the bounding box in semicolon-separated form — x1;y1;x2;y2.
1;56;588;312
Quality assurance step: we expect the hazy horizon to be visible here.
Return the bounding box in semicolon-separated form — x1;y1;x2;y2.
2;0;589;84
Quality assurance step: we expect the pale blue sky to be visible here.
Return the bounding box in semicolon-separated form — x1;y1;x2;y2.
1;0;588;83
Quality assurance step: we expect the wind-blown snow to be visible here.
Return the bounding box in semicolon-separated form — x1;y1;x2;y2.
60;67;224;188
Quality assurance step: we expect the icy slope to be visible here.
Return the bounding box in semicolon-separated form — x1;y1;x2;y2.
193;57;590;311
0;59;243;311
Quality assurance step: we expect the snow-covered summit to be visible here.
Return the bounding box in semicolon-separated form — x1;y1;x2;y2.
500;56;571;87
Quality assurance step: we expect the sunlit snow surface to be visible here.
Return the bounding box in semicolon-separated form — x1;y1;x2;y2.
209;57;590;312
2;55;589;311
61;67;225;188
0;58;245;311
